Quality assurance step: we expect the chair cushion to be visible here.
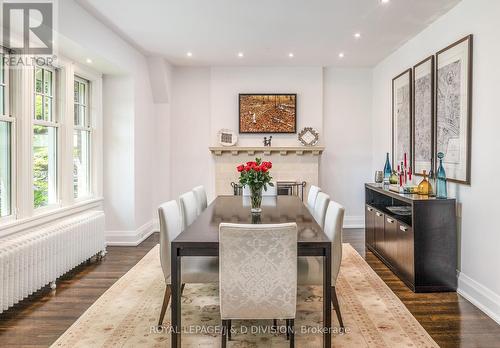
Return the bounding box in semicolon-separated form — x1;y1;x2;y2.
166;256;219;284
297;256;337;287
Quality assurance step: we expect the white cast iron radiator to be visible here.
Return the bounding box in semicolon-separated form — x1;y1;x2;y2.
0;211;106;313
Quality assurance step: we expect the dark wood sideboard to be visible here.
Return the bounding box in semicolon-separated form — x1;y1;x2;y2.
365;183;457;292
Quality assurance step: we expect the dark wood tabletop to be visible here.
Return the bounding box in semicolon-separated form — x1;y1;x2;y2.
173;195;331;248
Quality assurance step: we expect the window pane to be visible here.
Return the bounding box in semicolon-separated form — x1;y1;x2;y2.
73;130;90;198
44;96;52;121
0;121;11;217
0;54;4;84
80;105;86;126
74;104;80;126
35;68;43;94
79;83;86;105
35;94;43;120
74;81;79;103
0;86;4;116
33;125;57;208
44;69;52;96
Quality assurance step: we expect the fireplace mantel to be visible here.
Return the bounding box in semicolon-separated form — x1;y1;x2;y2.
210;146;324;196
209;146;325;156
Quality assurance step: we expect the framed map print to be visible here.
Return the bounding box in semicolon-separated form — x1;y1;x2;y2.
436;35;473;184
392;69;412;168
412;56;434;176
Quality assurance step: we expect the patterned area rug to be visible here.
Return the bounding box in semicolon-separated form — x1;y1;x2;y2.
51;244;438;347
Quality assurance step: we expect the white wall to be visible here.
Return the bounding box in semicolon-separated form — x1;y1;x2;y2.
210;67;323;146
170;68;212;200
102;76;135;231
59;0;160;244
371;0;500;324
170;67;325;202
169;66;372;224
322;68;372;227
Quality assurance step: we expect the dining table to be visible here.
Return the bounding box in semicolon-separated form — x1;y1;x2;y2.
170;195;332;347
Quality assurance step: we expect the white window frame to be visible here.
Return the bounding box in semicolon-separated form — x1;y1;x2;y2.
0;48;16;223
32;65;61;213
0;56;103;237
73;75;93;201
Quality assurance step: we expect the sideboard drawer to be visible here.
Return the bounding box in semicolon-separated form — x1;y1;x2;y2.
397;221;414;283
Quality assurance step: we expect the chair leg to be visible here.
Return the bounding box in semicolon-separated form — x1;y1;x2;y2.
331;286;344;329
289;319;295;348
158;285;171;326
228;319;232;341
285;319;290;340
221;320;228;348
273;319;277;331
181;283;186;295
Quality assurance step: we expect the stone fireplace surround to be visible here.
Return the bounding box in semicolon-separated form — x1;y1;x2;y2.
209;146;325;197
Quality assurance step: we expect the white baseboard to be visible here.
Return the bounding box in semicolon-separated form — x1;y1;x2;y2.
105;219;158;246
458;271;500;325
343;215;364;229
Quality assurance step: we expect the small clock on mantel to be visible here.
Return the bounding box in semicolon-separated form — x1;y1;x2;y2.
217;129;238;146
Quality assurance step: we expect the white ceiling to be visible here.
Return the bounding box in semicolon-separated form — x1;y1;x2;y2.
78;0;461;67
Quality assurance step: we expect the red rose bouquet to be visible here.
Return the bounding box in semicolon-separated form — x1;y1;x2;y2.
236;158;274;213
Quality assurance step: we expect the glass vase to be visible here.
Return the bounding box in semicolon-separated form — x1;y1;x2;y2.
418;170;431;195
250;186;263;214
436;152;448;199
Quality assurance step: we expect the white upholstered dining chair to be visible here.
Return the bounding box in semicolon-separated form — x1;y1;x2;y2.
313;192;330;229
179;191;198;229
192;185;208;215
157;200;219;326
307;185;321;213
219;223;298;347
298;200;345;328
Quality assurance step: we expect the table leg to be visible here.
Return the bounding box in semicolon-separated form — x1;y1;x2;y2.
171;246;181;348
323;245;332;347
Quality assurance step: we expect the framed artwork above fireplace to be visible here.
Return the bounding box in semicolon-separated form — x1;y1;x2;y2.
239;94;297;134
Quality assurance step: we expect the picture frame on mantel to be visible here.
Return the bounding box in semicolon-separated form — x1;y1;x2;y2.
435;34;473;184
412;56;435;176
392;69;412;169
239;93;297;134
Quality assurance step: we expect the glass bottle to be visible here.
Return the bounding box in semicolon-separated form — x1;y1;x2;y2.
383;153;392;182
428;169;436;197
418;170;431;195
436;152;448;199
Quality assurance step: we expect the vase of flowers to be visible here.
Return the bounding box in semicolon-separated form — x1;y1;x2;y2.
237;158;274;214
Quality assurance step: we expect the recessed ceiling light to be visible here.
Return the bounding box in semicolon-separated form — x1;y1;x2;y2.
338;52;345;59
380;0;390;4
86;58;93;64
288;52;294;58
354;32;361;39
186;52;193;57
238;52;244;58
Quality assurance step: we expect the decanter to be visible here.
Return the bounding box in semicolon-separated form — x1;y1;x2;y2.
436;152;448;199
418;170;432;195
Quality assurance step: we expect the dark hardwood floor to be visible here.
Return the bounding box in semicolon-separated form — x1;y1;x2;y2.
0;234;159;348
1;230;499;347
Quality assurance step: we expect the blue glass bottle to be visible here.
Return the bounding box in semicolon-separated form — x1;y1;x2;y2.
436;152;447;199
383;153;392;180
